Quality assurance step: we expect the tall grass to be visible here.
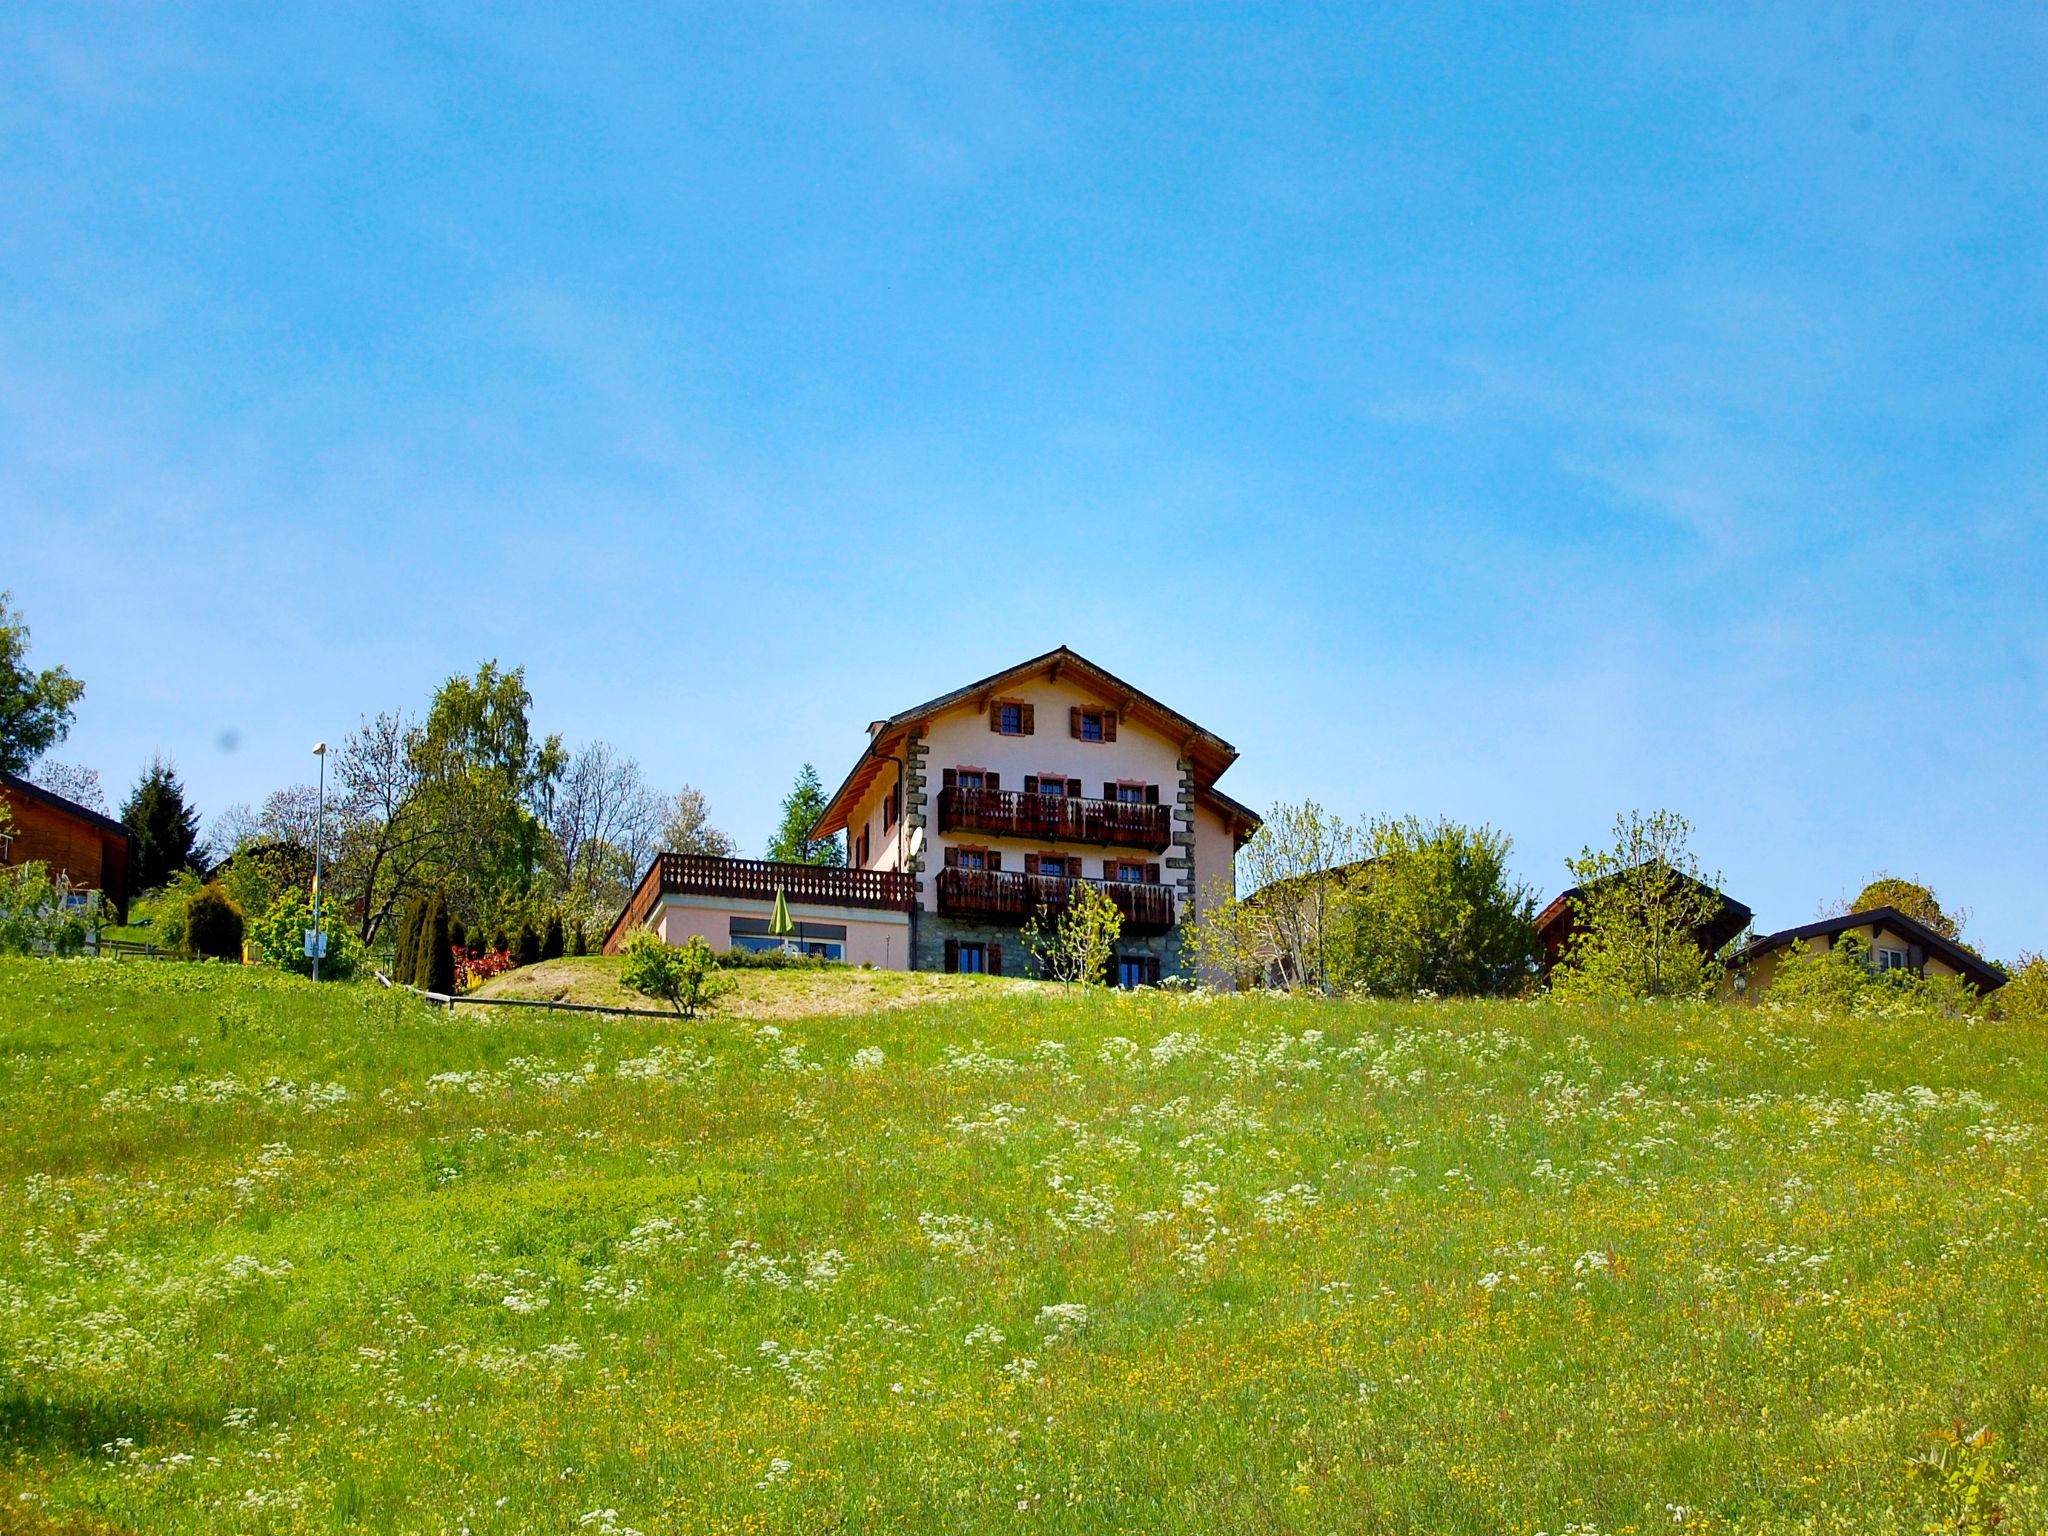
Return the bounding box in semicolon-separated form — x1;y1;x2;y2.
0;959;2042;1534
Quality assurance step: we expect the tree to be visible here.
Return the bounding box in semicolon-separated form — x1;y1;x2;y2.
619;931;729;1018
514;920;541;967
414;662;565;922
332;711;437;945
765;764;843;866
183;885;245;961
415;892;454;993
1024;880;1124;986
1994;953;2048;1026
122;758;203;891
571;919;588;957
542;913;565;960
1843;875;1964;942
1330;817;1538;997
548;740;665;900
1550;810;1726;1001
26;762;106;814
1185;799;1361;990
661;785;737;858
0;591;85;775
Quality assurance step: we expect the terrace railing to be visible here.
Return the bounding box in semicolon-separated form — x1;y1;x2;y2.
935;866;1176;935
605;853;916;953
936;786;1172;852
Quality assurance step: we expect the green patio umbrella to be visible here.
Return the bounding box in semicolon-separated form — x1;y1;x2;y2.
768;887;795;952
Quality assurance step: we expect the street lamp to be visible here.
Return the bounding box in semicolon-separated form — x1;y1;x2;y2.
312;742;327;982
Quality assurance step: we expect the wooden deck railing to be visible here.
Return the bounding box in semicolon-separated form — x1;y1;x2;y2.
605;853;917;954
937;786;1172;852
935;867;1175;935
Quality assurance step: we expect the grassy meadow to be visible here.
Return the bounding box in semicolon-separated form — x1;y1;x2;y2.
0;959;2043;1535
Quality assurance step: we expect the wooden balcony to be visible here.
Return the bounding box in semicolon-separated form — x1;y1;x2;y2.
937;786;1172;852
936;867;1176;936
606;854;916;953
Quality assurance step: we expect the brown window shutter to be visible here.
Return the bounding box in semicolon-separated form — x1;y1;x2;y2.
1070;705;1082;739
987;850;1002;872
1024;853;1040;876
1104;782;1117;801
988;941;1002;976
990;706;1003;733
944;938;959;972
1145;784;1159;805
986;772;999;792
943;767;958;790
1145;862;1160;884
1102;710;1118;741
945;847;959;869
1019;703;1034;735
1066;777;1082;798
1023;775;1039;795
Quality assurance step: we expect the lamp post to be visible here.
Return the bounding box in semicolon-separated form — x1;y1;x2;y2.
312;741;327;982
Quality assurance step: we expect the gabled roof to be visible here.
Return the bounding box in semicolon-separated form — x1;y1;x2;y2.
0;770;130;841
1732;905;2006;994
1536;866;1751;946
814;646;1247;837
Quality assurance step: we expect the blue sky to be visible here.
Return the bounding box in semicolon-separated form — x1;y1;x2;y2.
4;4;2044;957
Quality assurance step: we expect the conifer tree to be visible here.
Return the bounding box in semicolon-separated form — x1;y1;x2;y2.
417;893;455;994
515;920;541;967
543;913;565;960
122;758;203;890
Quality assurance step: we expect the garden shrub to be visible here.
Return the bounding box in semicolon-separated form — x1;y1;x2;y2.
571;920;588;957
183;885;245;961
247;887;362;981
515;921;541;967
542;914;565;960
620;932;730;1018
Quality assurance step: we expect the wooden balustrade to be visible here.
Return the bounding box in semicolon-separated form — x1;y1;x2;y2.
935;867;1175;935
937;786;1172;852
605;854;916;953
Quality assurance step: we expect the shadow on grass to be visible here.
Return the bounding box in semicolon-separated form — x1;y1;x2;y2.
0;1386;170;1460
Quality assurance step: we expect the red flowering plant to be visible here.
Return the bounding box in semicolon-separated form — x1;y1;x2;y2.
454;949;515;993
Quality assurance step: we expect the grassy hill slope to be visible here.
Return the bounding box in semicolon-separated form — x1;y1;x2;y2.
468;952;1029;1018
0;960;2042;1534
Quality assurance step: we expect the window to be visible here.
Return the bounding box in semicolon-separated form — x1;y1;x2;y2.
957;942;987;974
1115;783;1147;803
1038;776;1067;797
729;916;846;962
1070;706;1118;742
883;784;899;831
1035;854;1069;878
1114;861;1146;883
998;704;1023;734
1875;947;1913;972
956;848;987;871
956;769;985;791
1116;954;1161;988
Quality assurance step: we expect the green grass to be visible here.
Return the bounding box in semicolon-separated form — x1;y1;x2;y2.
0;959;2043;1535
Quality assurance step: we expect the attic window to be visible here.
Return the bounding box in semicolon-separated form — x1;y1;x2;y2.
998;703;1023;734
1874;946;1913;972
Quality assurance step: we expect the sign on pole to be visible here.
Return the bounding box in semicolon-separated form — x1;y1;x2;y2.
303;930;328;960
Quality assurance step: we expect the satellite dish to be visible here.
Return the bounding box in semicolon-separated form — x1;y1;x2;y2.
905;826;926;863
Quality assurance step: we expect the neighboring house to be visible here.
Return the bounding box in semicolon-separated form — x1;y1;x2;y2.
1723;905;2006;1000
1534;867;1751;978
0;770;132;922
603;647;1261;984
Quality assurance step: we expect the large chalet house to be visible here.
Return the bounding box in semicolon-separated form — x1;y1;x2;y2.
605;648;1261;984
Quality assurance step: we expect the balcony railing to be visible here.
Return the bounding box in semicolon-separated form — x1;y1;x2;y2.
606;853;916;953
936;867;1176;935
937;786;1172;852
